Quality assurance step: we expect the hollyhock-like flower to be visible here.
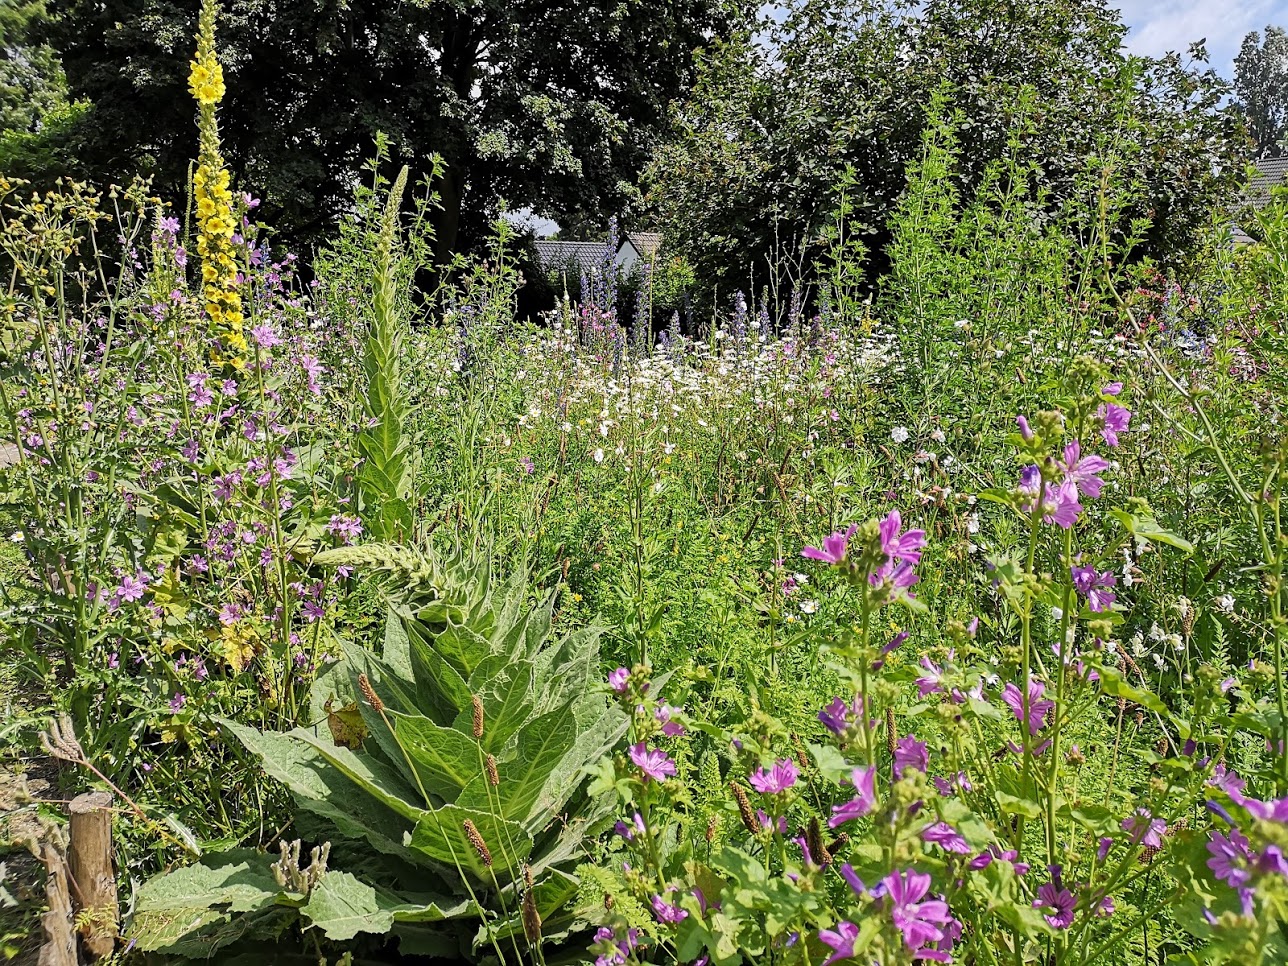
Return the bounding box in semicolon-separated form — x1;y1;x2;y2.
1018;470;1082;528
829;765;877;828
969;845;1029;876
1059;441;1109;498
169;693;187;713
1122;809;1166;848
802;525;857;564
1033;875;1076;929
655;703;685;737
883;869;958;956
819;694;871;735
750;758;799;794
607;667;630;693
1206;828;1253;888
1097;402;1131;447
879;510;926;565
251;323;281;349
894;735;929;776
916;655;946;696
1208;764;1246;796
756;809;788;834
1071;565;1117;612
818;921;859;966
326;514;363;544
629;743;676;782
1097;838;1114;862
922;821;972;854
1235;793;1288;822
650;894;687;924
1002;679;1053;735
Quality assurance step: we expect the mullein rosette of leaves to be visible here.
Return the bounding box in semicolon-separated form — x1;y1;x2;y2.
129;544;628;960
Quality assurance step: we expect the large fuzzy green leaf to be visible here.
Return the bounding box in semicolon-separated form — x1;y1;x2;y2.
392;712;483;797
455;657;535;752
222;721;421;866
405;615;471;719
522;706;627;830
409;804;533;880
484;706;577;823
300;871;467;941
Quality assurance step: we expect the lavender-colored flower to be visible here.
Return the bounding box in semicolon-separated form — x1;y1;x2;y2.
750;758;799;794
1097;838;1114;862
1235;793;1288;822
818;694;869;735
1059;441;1109;499
655;703;686;737
1122;809;1166;849
1002;679;1053;735
879;510;926;565
1033;877;1076;929
829;765;877;828
883;868;958;956
818;921;859;966
1206;828;1253;888
1071;565;1117;612
169;693;186;713
1097;402;1131;447
608;667;630;693
802;525;857;564
326;514;363;545
894;735;928;776
1016;415;1035;441
1209;764;1246;796
251;323;282;349
650;894;687;924
1102;382;1123;396
922;821;972;854
916;655;946;696
629;743;676;782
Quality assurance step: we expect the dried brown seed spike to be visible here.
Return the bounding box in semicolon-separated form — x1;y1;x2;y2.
826;832;849;856
472;695;485;739
791;733;810;771
524;864;535;891
730;782;757;834
706;814;718;843
463;819;492;866
358;673;385;712
521;888;542;944
806;816;829;866
486;753;499;786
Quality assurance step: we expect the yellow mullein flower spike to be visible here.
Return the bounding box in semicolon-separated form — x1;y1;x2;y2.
189;0;246;371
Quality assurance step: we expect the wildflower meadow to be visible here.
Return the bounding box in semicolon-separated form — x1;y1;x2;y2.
3;1;1288;964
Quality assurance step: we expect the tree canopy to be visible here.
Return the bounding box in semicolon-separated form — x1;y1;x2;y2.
41;0;742;257
645;0;1246;300
1233;26;1288;159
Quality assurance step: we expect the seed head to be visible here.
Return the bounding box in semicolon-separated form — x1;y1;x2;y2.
521;888;542;944
706;814;719;844
472;695;485;740
358;673;385;712
463;819;492;866
486;753;499;786
730;781;757;834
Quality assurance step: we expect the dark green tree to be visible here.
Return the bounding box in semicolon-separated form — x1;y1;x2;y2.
646;0;1245;303
41;0;741;257
1233;26;1288;159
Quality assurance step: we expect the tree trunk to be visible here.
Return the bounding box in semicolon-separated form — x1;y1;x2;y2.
434;163;462;267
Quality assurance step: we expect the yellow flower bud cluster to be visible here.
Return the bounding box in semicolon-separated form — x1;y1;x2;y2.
189;0;246;369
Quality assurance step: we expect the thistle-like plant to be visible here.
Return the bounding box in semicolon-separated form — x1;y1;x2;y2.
131;546;626;960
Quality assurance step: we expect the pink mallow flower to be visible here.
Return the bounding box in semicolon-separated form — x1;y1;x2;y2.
894;735;928;776
629;743;676;783
1071;565;1117;612
879;510;926;565
1033;875;1076;929
1002;679;1053;735
921;821;972;854
818;921;859;966
829;765;877;828
802;525;857;564
883;868;960;959
1059;440;1109;498
1122;809;1166;849
750;758;799;794
1097;402;1131;448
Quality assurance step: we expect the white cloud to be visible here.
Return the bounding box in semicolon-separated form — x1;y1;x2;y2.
1113;0;1288;76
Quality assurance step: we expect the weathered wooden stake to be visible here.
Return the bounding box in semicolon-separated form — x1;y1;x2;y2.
67;791;117;959
38;842;77;966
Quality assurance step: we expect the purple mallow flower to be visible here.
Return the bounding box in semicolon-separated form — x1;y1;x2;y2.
1002;679;1053;735
650;894;687;924
608;667;630;693
1034;876;1076;929
1097;402;1131;448
818;921;859;966
921;821;971;854
894;735;928;776
1122;809;1166;849
629;743;676;782
883;868;959;959
829;765;877;828
750;758;798;794
1071;565;1117;612
801;525;856;564
1059;441;1109;499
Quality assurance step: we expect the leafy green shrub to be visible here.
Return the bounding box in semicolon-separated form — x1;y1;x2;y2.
131;546;626;960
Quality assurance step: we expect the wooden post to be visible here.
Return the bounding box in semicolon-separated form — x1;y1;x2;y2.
38;842;77;966
67;791;117;959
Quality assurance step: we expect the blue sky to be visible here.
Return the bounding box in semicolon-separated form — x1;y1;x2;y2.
1116;0;1288;77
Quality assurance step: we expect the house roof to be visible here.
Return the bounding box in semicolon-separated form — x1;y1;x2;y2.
534;240;613;274
624;232;663;258
1246;155;1288;209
